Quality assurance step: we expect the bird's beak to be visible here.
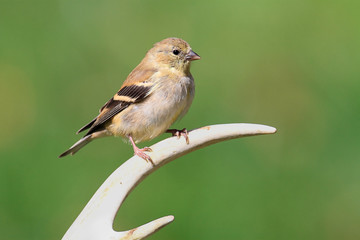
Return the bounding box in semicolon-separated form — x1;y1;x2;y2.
186;50;201;61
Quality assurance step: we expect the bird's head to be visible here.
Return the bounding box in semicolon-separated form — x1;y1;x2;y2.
147;37;200;73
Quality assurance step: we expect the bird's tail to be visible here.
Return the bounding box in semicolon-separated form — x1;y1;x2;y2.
59;135;92;158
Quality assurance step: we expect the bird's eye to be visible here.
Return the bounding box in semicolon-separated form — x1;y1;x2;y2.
172;49;180;55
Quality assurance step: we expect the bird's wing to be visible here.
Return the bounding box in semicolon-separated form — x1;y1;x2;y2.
77;69;157;135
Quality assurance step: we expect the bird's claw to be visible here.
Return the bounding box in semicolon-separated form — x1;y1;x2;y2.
166;128;190;144
134;147;154;164
128;135;154;165
141;147;152;152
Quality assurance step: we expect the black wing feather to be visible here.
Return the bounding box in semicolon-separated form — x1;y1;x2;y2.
82;84;152;136
117;85;150;100
85;99;129;136
77;117;97;134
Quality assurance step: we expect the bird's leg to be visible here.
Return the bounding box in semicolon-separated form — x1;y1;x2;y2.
128;135;153;164
166;128;190;144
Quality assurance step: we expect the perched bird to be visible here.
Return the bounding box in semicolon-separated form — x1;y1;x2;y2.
59;37;200;163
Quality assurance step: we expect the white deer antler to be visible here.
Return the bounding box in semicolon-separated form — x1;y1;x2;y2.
62;123;277;240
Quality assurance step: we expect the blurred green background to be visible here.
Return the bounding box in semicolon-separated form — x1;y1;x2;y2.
1;0;359;239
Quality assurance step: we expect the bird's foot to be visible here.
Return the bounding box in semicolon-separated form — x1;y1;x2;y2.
133;146;154;164
166;128;190;144
128;135;154;165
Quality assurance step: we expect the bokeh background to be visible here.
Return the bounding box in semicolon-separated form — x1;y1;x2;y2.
1;1;359;239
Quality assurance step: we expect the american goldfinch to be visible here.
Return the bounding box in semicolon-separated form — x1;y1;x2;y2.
59;37;200;163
